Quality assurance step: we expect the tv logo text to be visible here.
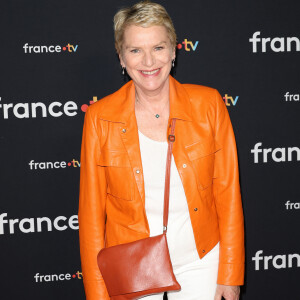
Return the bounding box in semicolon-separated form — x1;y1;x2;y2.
34;271;82;283
251;142;300;163
249;31;300;53
177;39;199;51
285;201;300;210
0;97;78;119
223;94;239;106
0;96;100;119
29;159;80;170
252;250;300;270
23;43;78;54
0;213;78;235
284;92;299;102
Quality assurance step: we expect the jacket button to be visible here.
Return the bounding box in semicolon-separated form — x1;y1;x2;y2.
182;163;187;168
122;128;126;133
194;208;198;211
136;169;140;174
202;249;205;253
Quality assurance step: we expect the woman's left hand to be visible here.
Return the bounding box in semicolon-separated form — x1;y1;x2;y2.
214;284;240;300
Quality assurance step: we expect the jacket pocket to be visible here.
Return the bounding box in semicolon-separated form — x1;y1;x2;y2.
185;139;220;190
97;149;133;201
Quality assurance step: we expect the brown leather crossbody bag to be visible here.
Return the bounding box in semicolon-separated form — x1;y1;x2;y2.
97;118;181;299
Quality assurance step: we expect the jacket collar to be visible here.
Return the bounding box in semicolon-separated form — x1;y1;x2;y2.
98;75;193;124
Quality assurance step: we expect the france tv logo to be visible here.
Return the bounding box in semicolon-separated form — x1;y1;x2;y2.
23;43;78;54
177;39;199;51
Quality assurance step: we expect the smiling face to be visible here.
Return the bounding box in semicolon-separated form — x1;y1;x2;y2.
119;25;175;95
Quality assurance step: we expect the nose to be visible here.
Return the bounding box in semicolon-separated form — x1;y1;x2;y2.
142;51;155;67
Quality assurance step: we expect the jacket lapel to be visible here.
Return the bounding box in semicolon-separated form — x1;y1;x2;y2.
169;76;193;122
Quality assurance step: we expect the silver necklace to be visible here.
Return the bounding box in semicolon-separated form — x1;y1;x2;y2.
136;96;169;119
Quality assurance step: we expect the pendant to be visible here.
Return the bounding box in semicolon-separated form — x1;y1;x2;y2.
155;114;160;118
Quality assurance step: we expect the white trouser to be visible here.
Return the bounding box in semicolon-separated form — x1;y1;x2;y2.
140;242;219;300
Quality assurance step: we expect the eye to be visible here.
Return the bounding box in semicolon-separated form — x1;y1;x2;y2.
130;49;139;53
155;46;164;51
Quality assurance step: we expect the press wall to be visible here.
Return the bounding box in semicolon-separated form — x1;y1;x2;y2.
0;1;299;299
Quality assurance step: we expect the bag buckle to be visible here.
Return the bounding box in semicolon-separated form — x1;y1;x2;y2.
168;135;175;142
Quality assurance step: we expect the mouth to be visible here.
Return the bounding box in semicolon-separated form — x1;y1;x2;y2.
139;68;161;76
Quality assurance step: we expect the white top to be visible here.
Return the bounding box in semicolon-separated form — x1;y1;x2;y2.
138;130;199;268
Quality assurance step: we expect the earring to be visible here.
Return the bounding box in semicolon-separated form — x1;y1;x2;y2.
122;67;125;75
172;59;175;67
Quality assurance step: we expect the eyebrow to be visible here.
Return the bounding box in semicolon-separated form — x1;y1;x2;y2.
125;41;168;49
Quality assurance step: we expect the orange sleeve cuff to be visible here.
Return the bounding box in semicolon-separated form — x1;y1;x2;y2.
217;262;245;286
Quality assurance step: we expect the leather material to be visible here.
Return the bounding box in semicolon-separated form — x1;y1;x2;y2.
98;234;180;299
97;119;180;299
78;75;245;300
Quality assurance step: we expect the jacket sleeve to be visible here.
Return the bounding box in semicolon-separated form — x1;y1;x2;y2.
78;107;110;300
212;89;245;286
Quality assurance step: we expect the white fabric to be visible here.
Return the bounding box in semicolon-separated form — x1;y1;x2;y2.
138;130;199;268
138;130;219;299
140;242;219;300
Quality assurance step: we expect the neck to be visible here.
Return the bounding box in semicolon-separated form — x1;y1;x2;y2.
134;77;170;109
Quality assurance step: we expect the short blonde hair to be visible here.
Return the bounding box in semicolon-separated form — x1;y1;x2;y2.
114;1;177;53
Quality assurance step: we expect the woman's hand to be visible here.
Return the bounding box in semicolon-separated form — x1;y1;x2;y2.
214;284;240;300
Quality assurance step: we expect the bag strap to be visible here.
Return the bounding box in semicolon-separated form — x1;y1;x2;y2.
163;118;176;233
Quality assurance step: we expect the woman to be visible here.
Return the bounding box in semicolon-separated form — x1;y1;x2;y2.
78;1;244;300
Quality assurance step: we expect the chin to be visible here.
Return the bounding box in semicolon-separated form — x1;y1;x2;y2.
136;73;170;92
140;81;162;91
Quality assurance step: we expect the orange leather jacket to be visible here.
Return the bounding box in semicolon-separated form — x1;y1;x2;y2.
78;75;245;300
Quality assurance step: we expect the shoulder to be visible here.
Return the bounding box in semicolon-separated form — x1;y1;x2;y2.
183;83;219;105
181;83;224;113
177;81;228;128
85;81;132;117
183;83;216;95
